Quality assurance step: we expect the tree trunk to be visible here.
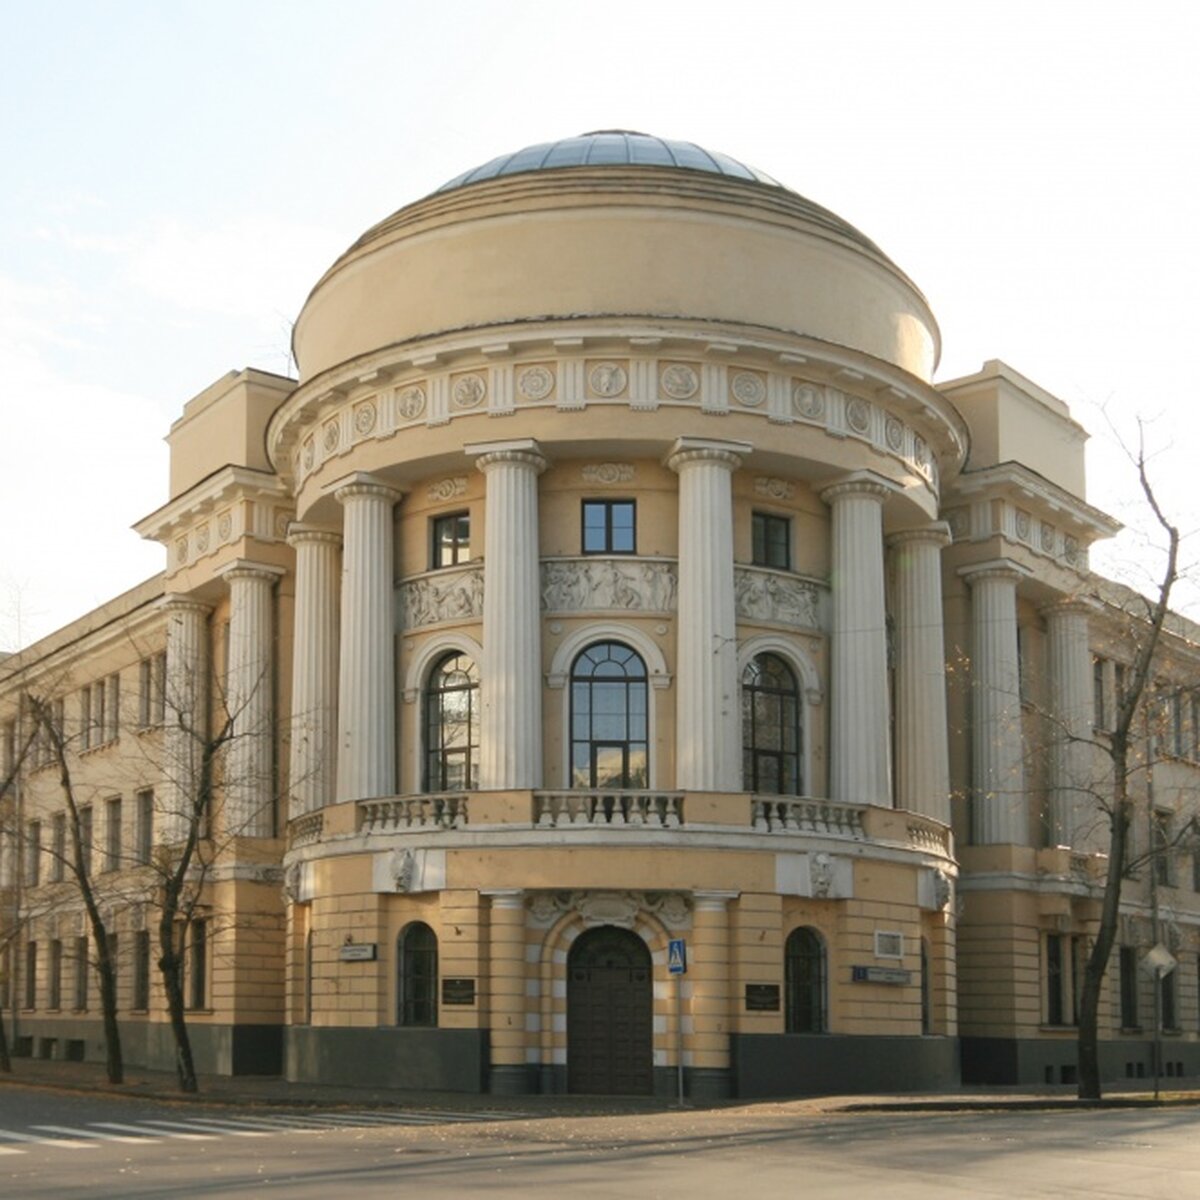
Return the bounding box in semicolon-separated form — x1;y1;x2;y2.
159;907;197;1093
93;934;123;1085
0;989;11;1073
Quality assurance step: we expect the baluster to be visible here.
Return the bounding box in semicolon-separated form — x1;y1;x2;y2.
665;795;681;829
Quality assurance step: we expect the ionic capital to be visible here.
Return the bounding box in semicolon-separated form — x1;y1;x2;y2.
1041;595;1100;620
664;437;752;474
286;523;343;550
466;438;547;475
330;472;402;505
216;559;287;586
819;470;896;506
887;521;952;551
159;595;213;618
957;558;1032;587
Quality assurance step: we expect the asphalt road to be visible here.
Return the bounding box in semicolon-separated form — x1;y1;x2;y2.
2;1085;1199;1199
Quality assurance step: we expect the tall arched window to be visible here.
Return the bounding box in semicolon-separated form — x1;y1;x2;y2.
397;922;438;1027
570;642;649;788
785;926;826;1033
742;653;802;795
423;652;479;792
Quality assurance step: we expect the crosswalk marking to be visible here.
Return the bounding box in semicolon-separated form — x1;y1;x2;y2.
31;1124;153;1145
0;1128;99;1150
0;1108;529;1156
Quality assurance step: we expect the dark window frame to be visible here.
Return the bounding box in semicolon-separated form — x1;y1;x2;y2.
423;651;480;792
569;642;649;790
431;511;472;569
581;499;636;555
132;930;151;1012
751;511;791;571
742;652;803;796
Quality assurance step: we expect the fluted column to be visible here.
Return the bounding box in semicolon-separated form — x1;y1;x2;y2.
689;890;737;1099
888;524;952;823
667;438;749;793
218;561;283;837
335;474;401;803
821;474;893;807
162;597;211;844
287;526;342;817
960;560;1029;844
1044;599;1095;849
469;440;546;790
484;889;528;1094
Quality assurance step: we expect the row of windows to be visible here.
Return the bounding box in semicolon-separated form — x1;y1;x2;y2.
24;790;155;887
1092;656;1200;765
14;921;207;1015
430;504;796;569
422;641;805;794
1;654;167;777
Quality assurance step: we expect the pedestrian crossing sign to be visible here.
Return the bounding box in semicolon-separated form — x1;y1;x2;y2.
668;938;687;975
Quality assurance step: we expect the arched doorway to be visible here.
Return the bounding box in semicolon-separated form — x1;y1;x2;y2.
567;925;653;1095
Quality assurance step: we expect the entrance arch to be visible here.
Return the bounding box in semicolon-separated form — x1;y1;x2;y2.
566;925;654;1095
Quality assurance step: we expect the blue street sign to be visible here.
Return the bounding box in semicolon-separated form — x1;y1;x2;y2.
668;937;687;975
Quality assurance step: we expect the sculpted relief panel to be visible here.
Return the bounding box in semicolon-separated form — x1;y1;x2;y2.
541;558;677;614
399;566;484;629
735;567;822;630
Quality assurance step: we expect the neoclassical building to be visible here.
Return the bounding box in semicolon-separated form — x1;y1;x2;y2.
3;132;1199;1095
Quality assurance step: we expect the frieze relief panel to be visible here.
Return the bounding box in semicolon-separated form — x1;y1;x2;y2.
541;557;677;614
289;351;943;493
947;497;1089;572
525;889;692;930
734;566;824;631
399;566;484;630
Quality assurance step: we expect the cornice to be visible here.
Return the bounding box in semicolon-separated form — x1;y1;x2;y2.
134;466;289;544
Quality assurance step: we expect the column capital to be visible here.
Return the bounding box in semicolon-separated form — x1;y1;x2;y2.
286;522;343;550
957;558;1032;586
887;521;952;551
482;888;525;910
819;470;897;506
664;437;751;474
159;595;213;618
692;889;739;912
1041;595;1101;620
216;559;287;585
466;438;547;474
330;471;402;505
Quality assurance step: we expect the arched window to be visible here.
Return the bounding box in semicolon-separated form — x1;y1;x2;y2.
397;922;438;1027
570;643;649;788
742;653;802;795
785;927;825;1033
423;652;479;792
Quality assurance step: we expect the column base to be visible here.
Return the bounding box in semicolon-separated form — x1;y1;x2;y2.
489;1063;536;1095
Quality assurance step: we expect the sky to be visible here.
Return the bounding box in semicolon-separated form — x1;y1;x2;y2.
2;0;1199;648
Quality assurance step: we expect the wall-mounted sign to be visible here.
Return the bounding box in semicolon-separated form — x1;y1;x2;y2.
668;938;687;975
339;943;377;962
442;978;476;1006
745;983;781;1012
852;965;911;985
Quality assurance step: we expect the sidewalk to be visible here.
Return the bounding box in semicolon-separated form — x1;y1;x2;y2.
3;1056;1198;1116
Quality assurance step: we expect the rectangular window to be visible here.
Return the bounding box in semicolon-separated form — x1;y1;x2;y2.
79;686;92;751
1;720;14;776
137;790;155;865
752;511;791;570
139;656;165;727
188;919;208;1010
1114;663;1127;715
51;813;66;883
1046;933;1065;1025
1172;690;1186;758
1092;657;1106;731
25;820;40;887
1162;968;1178;1031
1070;935;1086;1026
92;682;106;746
48;940;63;1010
1192;694;1200;761
133;930;151;1011
431;512;471;568
24;941;37;1009
107;932;118;1009
105;673;120;742
105;797;122;872
1119;945;1139;1028
582;500;636;554
1153;811;1173;888
79;806;93;878
74;936;88;1011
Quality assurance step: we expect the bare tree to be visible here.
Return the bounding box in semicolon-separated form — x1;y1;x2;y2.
1074;441;1182;1100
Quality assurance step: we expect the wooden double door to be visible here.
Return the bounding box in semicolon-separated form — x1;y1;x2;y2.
566;925;654;1095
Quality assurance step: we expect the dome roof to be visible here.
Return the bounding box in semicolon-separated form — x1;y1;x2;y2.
436;130;785;193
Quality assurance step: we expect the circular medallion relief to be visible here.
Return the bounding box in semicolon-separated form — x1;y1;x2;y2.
302;439;315;470
845;397;871;434
885;416;904;452
353;402;377;436
323;421;340;452
589;362;627;397
517;365;554;401
731;371;766;407
217;513;233;540
453;373;487;409
1040;523;1056;552
195;525;210;553
397;385;426;420
792;382;825;420
1015;510;1031;540
660;363;699;400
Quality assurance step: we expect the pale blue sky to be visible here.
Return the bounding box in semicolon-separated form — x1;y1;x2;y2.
3;0;1199;645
